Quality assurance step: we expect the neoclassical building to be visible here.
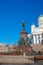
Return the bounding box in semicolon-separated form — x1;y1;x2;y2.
31;15;43;44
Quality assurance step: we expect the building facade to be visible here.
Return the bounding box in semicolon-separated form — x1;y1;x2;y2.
31;15;43;44
0;43;8;53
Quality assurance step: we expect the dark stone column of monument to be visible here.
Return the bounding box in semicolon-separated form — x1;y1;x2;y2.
20;21;28;46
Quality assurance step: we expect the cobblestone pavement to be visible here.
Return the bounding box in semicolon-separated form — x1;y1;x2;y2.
0;55;43;65
0;62;43;65
0;55;34;63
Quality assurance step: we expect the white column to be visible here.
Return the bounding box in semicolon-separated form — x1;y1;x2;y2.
37;35;39;44
33;34;36;44
40;34;42;43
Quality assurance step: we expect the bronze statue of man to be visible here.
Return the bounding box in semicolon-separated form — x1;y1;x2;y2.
22;21;26;31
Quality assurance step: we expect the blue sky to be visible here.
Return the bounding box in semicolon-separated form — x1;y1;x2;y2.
0;0;43;44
